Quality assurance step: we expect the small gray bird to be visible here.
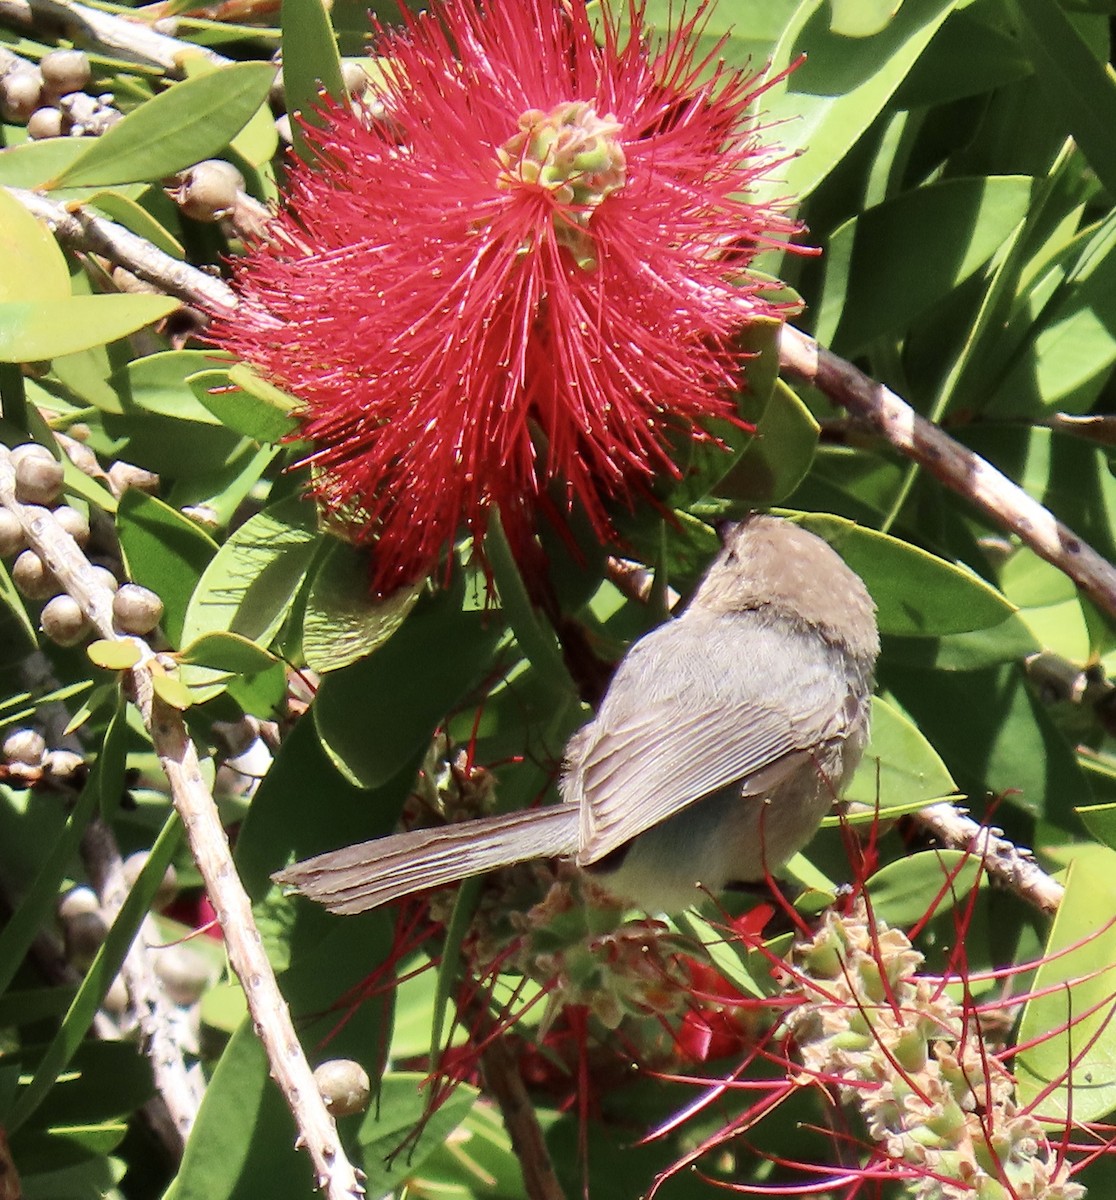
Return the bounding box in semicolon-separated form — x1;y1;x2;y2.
274;515;879;914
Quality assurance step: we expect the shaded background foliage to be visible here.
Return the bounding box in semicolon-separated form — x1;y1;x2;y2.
3;0;1116;1196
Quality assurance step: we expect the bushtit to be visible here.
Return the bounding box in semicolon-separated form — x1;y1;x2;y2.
274;515;879;914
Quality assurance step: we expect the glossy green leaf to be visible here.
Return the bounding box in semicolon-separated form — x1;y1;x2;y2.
0;295;179;363
819;176;1033;354
178;631;279;674
314;593;504;788
0;189;70;303
188;366;300;443
830;0;905;37
282;0;345;161
0;558;36;650
0;139;92;189
760;0;958;203
866;849;984;927
720;380;820;504
1078;801;1116;851
883;660;1089;827
303;539;420;673
151;672;195;709
87;640;142;671
881;611;1041;672
164;1019;312;1200
116;490;218;648
986;217;1116;416
1010;0;1116;199
88;190;185;259
115;350;228;423
795;513;1015;635
843;695;957;811
1016;844;1116;1123
48;62;277;188
180;495;318;662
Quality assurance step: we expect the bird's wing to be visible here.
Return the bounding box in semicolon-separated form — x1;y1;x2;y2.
273;804;579;914
568;619;854;867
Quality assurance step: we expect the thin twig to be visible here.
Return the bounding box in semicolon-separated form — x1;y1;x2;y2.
6;188;238;313
0;448;364;1199
0;0;231;73
778;324;1116;623
913;802;1064;916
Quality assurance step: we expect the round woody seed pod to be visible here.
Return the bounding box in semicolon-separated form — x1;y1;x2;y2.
0;510;25;557
341;61;369;98
26;104;63;139
3;727;46;765
53;505;90;547
0;68;42;123
41;593;91;646
123;850;179;908
10;442;56;469
313;1060;371;1117
176;160;242;222
89;565;119;594
102;973;130;1015
14;451;64;505
154;943;212;1006
57;885;99;921
113;584;163;635
64;909;108;968
39;49;91;97
12;549;56;600
42;748;86;781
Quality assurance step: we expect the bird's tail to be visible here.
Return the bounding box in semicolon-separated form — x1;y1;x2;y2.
272;804;581;915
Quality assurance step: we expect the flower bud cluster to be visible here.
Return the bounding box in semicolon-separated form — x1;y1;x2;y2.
0;47;122;138
0;442;164;646
786;901;1085;1200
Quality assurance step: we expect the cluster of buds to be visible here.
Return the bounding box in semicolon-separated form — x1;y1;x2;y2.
785;901;1085;1199
0;48;122;138
0;442;164;647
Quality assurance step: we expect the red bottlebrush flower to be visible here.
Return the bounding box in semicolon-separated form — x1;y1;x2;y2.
210;0;803;593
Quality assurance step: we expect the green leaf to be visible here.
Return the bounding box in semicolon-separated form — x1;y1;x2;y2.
843;695;957;811
180;494;319;650
357;1075;478;1195
829;0;905;37
818;176;1033;354
314;592;504;788
87;640;142;671
720;380;819;504
178;631;279;674
303;539;420;673
115;350;229;423
866;849;984;927
760;0;959;203
282;0;346;161
1016;843;1116;1123
1010;0;1116;200
794;513;1016;635
48;62;277;189
151;672;195;709
164;1019;313;1200
188;365;300;443
0;296;179;363
881;611;1042;672
89;189;185;259
116;490;218;649
0;189;71;303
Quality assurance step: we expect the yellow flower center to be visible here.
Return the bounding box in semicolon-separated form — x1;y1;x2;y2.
497;101;626;270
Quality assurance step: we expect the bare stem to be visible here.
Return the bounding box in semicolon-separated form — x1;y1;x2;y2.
912;802;1064;916
0;0;231;73
779;325;1116;623
0;448;364;1199
6;187;238;313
